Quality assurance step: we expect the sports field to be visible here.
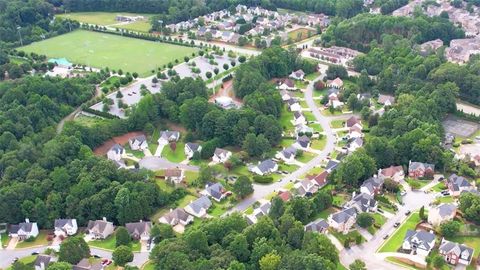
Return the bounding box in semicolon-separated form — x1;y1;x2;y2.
20;30;198;77
57;12;153;32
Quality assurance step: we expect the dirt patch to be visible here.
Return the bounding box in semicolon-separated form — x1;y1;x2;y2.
165;121;187;133
93;131;146;156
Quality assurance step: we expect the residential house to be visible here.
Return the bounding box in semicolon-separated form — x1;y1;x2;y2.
328;77;344;89
378;94;395;106
184;196;212;218
379;165;405;182
276;146;297;163
212;148;232;163
250;159;279;176
125;221;152;240
439;238;474;266
348;137;363;152
278;190;292;202
445;174;475;196
328;208;357;234
34;255;52;270
293;111;306;125
8;219;39;240
306;171;329;188
280;90;294;101
289;69;305;80
305;219;329;233
128;135;148;151
346;192;378;213
278;79;296;91
245;201;271;225
54;219;78;237
86;218;115;240
73;258;103;270
287;99;302;112
326;160;340;172
165;168;185;184
201;182;230;202
158;130;180;145
295;123;314;136
294;135;311;150
346;116;361;128
402;230;436;257
408;161;435;179
221;31;234;42
229;33;241;44
295;179;319;197
360;176;384;196
328;94;344;109
349;124;363;139
107;144;125;161
428;203;457;226
185;142;202;159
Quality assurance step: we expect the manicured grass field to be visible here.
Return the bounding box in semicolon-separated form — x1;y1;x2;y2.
305;72;320;81
279;108;295;133
311;137;326;150
1;232;9;247
161;141;186;163
331;120;345;129
57;12;153;32
378;213;421;253
405;178;431;190
6;255;37;270
89;234;141;252
288;28;315;42
296;151;315;163
15;231;49;248
332;230;365;247
20;30;197;77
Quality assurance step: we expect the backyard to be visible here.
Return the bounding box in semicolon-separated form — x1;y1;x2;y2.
20;30;198;77
378;213;421;253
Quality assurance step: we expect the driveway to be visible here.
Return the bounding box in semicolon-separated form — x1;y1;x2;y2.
227;75;336;213
139;156;199;171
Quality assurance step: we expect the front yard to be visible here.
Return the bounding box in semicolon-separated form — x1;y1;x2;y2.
332;230;365;247
6;255;37;270
89;234;141;252
378;213;421;253
296;151;316;163
330;120;345;129
1;232;9;247
368;213;387;234
405;178;432;190
311;137;327;150
161;141;186;163
15;231;49;248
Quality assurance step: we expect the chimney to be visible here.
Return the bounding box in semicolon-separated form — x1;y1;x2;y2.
25;218;30;223
102;217;107;222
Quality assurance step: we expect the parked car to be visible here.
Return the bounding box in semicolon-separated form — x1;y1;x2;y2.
400;191;406;196
394;222;400;228
405;210;411;216
31;251;39;255
383;234;389;240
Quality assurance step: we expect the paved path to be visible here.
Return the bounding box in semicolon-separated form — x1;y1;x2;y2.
226;75;336;213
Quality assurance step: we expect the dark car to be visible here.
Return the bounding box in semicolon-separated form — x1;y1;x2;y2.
405;210;411;216
394;222;400;228
383;234;389;240
31;251;39;255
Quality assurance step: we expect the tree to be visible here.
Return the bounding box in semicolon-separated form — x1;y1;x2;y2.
232;176;254;198
151;224;175;243
185;229;209;254
205;32;213;41
349;259;366;270
440;221;461;238
113;245;134;266
223;63;229;70
419;206;426;221
11;262;29;270
58;236;90;264
238;55;247;63
326;65;348;80
116;226;131;247
356;213;374;228
152;77;158;87
259;252;281;270
288;197;312;223
46;262;72;270
228;234;250;262
269;196;285;221
206;71;212;79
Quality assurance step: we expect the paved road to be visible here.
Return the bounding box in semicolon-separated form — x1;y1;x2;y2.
227;75;336;213
139;156;199;171
0;245;148;268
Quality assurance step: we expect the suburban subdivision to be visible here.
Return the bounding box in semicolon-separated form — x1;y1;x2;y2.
2;0;480;270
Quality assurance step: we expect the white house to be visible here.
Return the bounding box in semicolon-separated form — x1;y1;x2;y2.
34;255;52;270
86;218;115;240
289;69;305;80
293;135;311;150
402;230;436;257
250;159;278;176
212;148;232;164
245;201;271;225
275;147;297;163
327;208;357;234
428;203;457;227
293;111;306;125
184;142;202;159
348;137;363;152
54;219;78;237
295;179;319;197
165;168;185;184
200;182;230;202
184;196;212;218
158;130;180;145
129;135;148;150
287;99;302;112
107;144;125;161
278;79;296;91
9;219;39;240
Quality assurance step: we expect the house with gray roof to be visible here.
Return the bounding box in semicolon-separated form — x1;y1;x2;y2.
159;209;193;228
129;135;148;150
360;176;384;196
245;201;271;225
184;196;212;218
402;230;436;257
294;135;311;149
289;69;305;80
34;255;52;270
107;144;125;161
439;238;474;266
275;146;297;163
345;192;378;213
446;174;475;196
73;258;103;270
212;148;232;164
86;218;115;240
294;179;319;197
54;218;78;237
158;130;180;145
328;207;357;234
250;159;278;176
428;203;457;226
8;219;39;240
201;182;230;202
305;219;329;233
184;142;202;159
326;160;339;172
125;221;152;240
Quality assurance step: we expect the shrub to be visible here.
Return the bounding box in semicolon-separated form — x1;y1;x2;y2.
253;175;274;184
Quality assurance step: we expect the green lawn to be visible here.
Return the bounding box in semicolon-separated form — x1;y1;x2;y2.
1;232;9;247
312;207;336;220
330;120;345;129
385;257;422;270
57;12;153;32
280;138;296;148
142;261;157;270
311;137;326;150
184;171;199;186
15;231;49;248
378;213;421;253
368;213;387;234
405;178;431;190
279;163;299;173
279;108;295;133
313;88;327;98
305;72;321;81
431;182;447;192
161;141;186;163
299;100;308;108
332;230;365;247
89;233;141;252
6;255;37;270
309;123;323;132
287;28;315;42
303;111;316;122
296;151;315;163
283;182;295;190
295;80;309;89
20;30;197;77
436;196;454;203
